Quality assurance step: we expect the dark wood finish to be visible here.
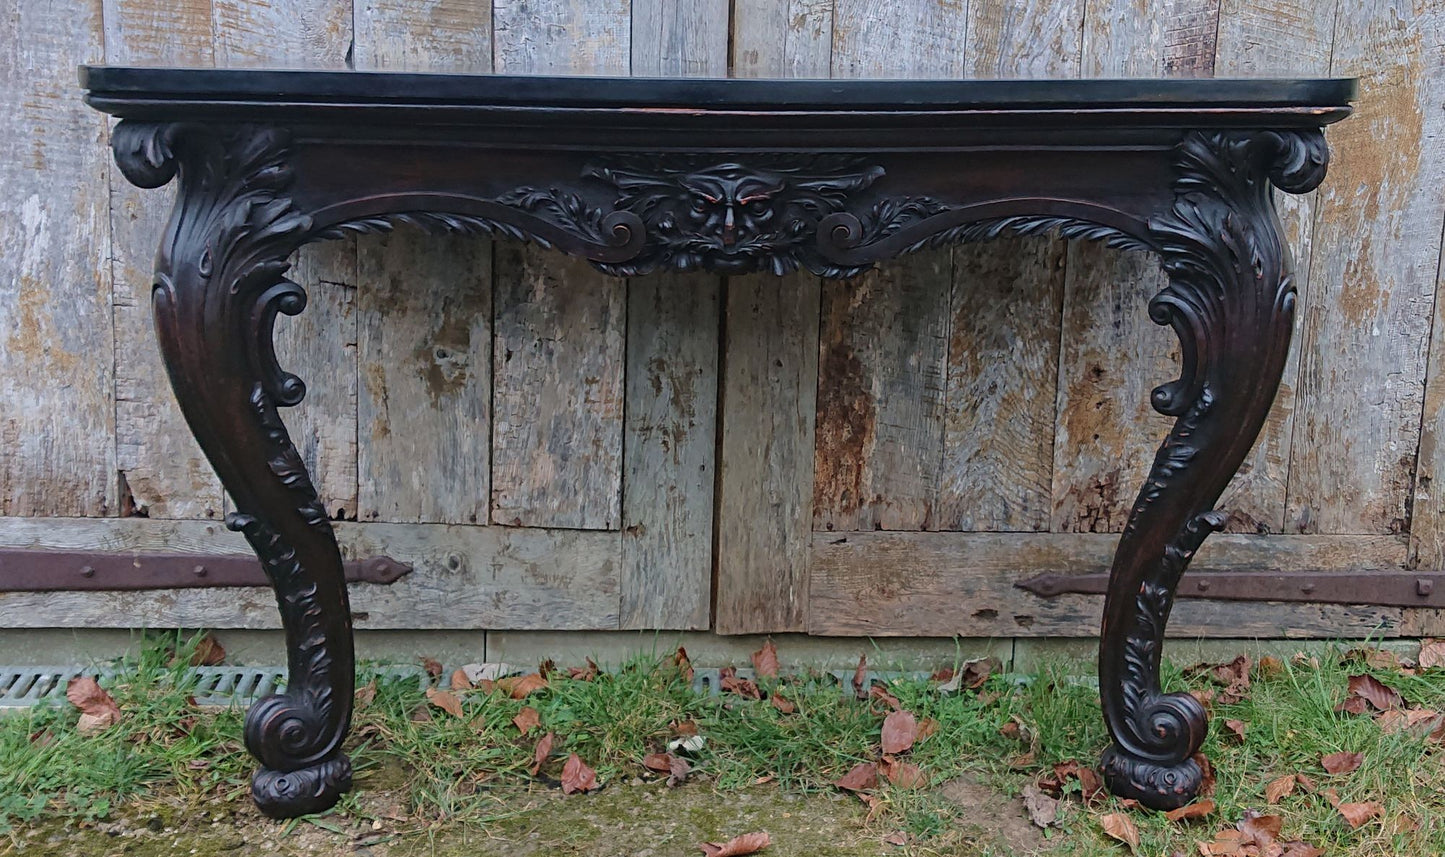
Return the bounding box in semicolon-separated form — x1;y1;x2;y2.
83;66;1354;817
0;549;409;591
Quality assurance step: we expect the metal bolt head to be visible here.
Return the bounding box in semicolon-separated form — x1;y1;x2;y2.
192;565;207;577
1301;582;1316;594
1196;579;1210;591
80;566;95;578
1418;578;1435;597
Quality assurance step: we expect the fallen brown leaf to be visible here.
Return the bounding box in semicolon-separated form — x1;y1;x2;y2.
561;753;600;794
1257;656;1285;677
538;658;556;679
751;639;779;679
1335;801;1383;829
1343;647;1401;671
834;762;878;792
1265;774;1297;804
425;687;464;718
189;633;226;667
720;667;761;700
852;655;869;699
498;673;548;699
354;681;377;709
666;754;691;787
568;657;600;682
880;710;918;755
1419;639;1445;670
530;732;554;776
879;756;927;789
1193;752;1217;797
882;831;908;847
869;685;902;712
66;676;121;734
916;717;939;742
699;831;771;857
643;752;673;774
1343;674;1404;712
1237;811;1283;846
674;646;694;681
1223;719;1247;743
770;693;795;715
1280;843;1326;857
450;668;472;691
512;706;541;734
1099;812;1140;852
1021;784;1059;828
421;657;443;678
1320;751;1363;774
1163;798;1214;823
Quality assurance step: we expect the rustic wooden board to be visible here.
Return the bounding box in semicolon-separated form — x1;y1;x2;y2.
105;0;219;520
1289;0;1444;535
941;239;1068;532
810;530;1411;638
714;2;834;634
814;255;951;532
352;3;493;525
1211;0;1336;534
212;0;358;522
355;230;492;524
936;0;1083;533
488;0;629;531
621;273;720;629
0;517;619;630
0;1;113;518
631;0;730;77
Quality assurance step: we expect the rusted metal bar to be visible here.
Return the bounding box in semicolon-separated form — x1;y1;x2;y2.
1016;570;1445;608
0;549;411;591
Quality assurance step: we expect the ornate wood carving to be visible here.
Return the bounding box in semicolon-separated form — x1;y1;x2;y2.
1098;129;1328;809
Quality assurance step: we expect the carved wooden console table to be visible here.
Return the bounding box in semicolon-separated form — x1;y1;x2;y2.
82;67;1355;818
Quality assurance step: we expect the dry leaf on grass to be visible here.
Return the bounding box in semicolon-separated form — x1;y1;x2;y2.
916;717;939;743
66;676;121;734
852;656;869;700
751;639;779;678
421;657;443;678
1265;774;1298;804
834;762;879;792
879;756;928;789
882;830;908;846
869;686;902;712
1257;655;1286;677
881;710;918;755
1237;811;1283;845
561;753;600;794
674;646;694;681
720;667;762;700
1021;784;1059;828
643;752;691;787
1377;707;1442;735
1099;812;1140;852
1163;798;1214;823
699;831;771;856
1320;751;1363;775
568;657;600;682
497;673;548;699
937;656;1001;694
189;633;226;666
426;688;464;718
1223;719;1247;742
1338;674;1403;713
770;693;796;715
1335;801;1383;829
530;732;555;776
1419;639;1445;670
354;681;377;709
512;706;541;734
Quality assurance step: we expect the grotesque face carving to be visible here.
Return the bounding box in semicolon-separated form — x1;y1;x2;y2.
679;166;785;250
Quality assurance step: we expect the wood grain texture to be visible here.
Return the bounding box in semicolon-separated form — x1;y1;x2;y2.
356;230;491;524
352;3;493;525
489;0;628;531
631;0;729;77
716;274;822;633
940;239;1067;531
0;1;113;518
1289;0;1444;535
0;517;619;630
621;273;719;629
212;0;358;521
810;531;1410;638
814;256;950;532
105;0;219;520
938;0;1083;532
1211;0;1336;534
490;245;625;529
831;0;968;79
714;3;833;633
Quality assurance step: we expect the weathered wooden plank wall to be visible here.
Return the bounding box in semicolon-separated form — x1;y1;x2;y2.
1;0;1442;640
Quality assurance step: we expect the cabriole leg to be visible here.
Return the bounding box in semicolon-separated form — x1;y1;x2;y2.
1097;129;1329;809
114;121;354;818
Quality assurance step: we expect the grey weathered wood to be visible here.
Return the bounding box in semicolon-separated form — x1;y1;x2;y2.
489;245;626;529
714;3;833;633
940;239;1067;532
730;0;833;80
1211;0;1336;533
810;531;1411;638
352;3;493;525
621;273;719;629
814;256;950;532
0;2;113;518
106;0;220;520
355;229;492;524
830;0;968;79
0;517;619;630
353;0;492;71
937;0;1083;533
631;0;729;77
488;0;629;531
1289;0;1444;535
213;0;358;521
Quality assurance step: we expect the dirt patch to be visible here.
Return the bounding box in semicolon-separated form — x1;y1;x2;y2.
938;773;1049;855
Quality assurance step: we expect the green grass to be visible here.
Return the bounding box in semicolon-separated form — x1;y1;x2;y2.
4;636;1445;855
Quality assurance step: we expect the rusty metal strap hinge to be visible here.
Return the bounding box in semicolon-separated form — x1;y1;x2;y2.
0;549;411;591
1016;570;1445;608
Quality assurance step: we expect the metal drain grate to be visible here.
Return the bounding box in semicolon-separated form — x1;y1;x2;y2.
688;667;934;697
